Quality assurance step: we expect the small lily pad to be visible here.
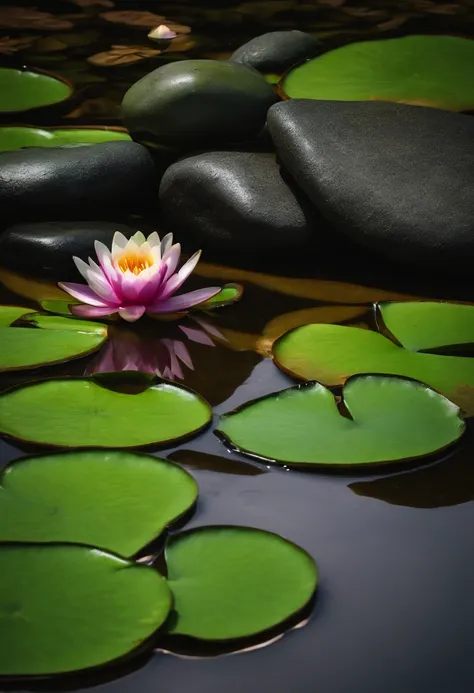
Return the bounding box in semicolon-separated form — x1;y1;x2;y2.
166;526;317;640
0;450;197;556
40;299;77;316
0;316;107;372
281;36;474;112
0;125;131;152
378;301;474;353
0;373;211;448
216;376;464;467
273;324;474;415
0;67;72;114
0;305;34;326
196;283;243;310
0;543;171;676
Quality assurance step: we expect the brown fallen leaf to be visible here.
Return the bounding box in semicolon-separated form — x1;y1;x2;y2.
70;0;114;7
99;10;165;28
0;6;73;30
163;36;196;53
0;35;35;54
87;44;161;67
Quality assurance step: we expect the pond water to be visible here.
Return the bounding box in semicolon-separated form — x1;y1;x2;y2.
1;2;474;692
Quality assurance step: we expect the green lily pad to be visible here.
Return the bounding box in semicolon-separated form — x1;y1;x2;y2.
0;373;211;448
378;301;474;353
0;316;108;372
196;283;243;310
0;67;73;114
0;305;34;326
166;526;317;640
19;313;107;334
216;376;464;467
0;126;131;152
273;324;474;415
40;299;77;317
0;450;197;556
281;36;474;112
0;543;171;676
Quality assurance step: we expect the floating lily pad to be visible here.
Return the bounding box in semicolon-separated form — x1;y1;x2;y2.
0;373;211;448
378;301;474;353
0;543;171;676
196;283;243;310
0;451;197;556
166;526;317;640
281;36;474;112
0;305;33;326
0;67;72;114
0;316;107;372
273;324;474;415
40;299;77;316
0;126;131;152
216;376;464;467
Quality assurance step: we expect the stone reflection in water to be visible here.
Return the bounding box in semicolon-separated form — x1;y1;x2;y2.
350;426;474;508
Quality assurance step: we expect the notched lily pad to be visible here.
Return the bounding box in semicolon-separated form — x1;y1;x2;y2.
0;450;197;556
0;315;108;372
216;375;465;467
377;301;474;354
273;324;474;416
0;305;34;326
0;543;171;676
0;373;212;448
280;35;474;112
165;526;318;641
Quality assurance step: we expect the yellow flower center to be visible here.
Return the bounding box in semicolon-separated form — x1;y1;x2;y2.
117;252;153;276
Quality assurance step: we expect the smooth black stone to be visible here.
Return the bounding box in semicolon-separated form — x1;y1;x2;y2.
230;31;322;73
0;141;157;222
0;222;138;281
267;100;474;271
122;60;278;151
159;151;324;257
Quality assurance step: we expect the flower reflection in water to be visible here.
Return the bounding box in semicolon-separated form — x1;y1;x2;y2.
86;316;226;381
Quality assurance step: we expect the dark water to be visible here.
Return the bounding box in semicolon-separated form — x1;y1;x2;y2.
2;1;474;692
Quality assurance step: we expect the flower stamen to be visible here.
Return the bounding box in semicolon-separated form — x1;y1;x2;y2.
117;253;153;275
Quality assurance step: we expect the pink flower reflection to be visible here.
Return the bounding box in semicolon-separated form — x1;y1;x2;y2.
86;317;225;381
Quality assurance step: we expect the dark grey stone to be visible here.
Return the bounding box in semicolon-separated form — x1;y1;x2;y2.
0;222;139;281
0;141;157;222
122;60;278;151
267;100;474;271
159;151;323;256
230;31;322;74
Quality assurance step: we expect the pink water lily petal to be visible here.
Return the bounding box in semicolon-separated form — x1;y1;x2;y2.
161;339;184;379
59;282;113;307
161;250;202;299
160;233;173;257
118;305;146;322
179;325;215;347
71;304;119;318
191;316;227;341
173;339;196;368
161;243;181;283
148;287;221;314
137;262;167;303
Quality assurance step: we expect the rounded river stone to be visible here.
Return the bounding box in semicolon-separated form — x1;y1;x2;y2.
0;141;157;222
0;222;139;281
122;60;278;150
267;100;474;272
159;151;322;256
230;31;322;74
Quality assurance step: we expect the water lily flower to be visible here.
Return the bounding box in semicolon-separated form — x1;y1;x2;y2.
148;24;178;40
59;231;220;322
